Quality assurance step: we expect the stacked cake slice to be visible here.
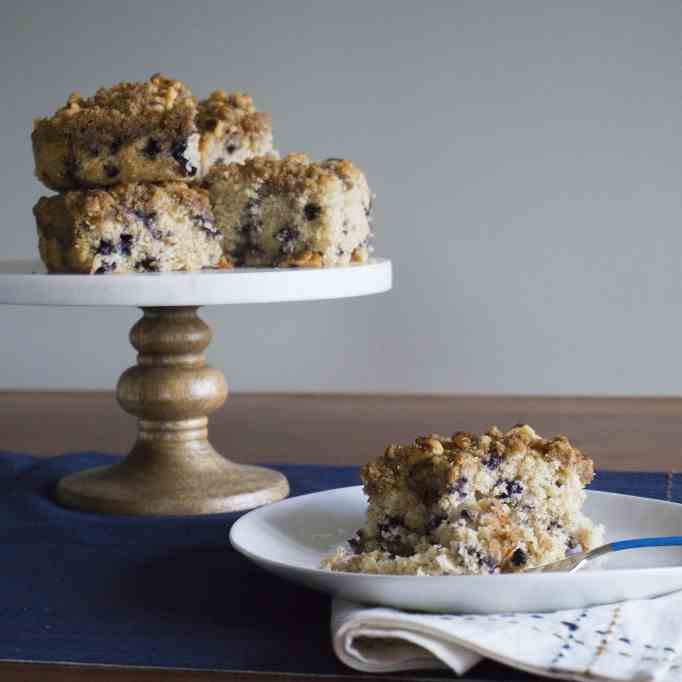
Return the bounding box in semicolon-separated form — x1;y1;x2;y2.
32;74;273;274
35;183;222;274
31;73;374;273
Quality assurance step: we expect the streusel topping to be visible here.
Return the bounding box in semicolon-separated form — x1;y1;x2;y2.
363;424;595;498
204;153;365;194
197;90;272;137
32;74;196;144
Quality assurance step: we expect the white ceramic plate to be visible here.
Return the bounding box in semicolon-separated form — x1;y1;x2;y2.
230;486;682;613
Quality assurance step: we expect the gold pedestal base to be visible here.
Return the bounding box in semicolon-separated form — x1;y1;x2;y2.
54;307;289;515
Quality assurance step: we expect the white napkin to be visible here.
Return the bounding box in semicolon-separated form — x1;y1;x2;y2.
332;591;682;681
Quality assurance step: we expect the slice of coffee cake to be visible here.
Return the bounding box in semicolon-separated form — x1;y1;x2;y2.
203;153;373;267
34;182;223;274
32;74;275;190
32;74;201;190
322;425;603;575
197;89;275;174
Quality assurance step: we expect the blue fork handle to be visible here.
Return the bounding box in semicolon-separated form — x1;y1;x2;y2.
611;536;682;551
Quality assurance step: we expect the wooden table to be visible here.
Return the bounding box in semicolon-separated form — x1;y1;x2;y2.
1;391;681;682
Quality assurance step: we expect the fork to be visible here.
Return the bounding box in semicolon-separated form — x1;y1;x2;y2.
527;536;682;573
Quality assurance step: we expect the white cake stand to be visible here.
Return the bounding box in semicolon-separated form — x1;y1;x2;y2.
0;258;392;515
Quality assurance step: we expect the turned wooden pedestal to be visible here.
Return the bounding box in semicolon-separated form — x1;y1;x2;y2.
55;307;289;515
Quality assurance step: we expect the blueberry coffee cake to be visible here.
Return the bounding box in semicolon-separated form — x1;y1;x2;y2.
32;74;201;190
203;153;374;267
197;89;275;174
32;74;275;190
321;425;603;575
34;182;224;274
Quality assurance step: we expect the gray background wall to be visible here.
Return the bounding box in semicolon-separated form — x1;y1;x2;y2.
1;1;681;394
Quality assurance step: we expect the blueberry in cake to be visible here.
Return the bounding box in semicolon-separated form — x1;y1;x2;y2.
34;182;224;274
32;74;275;190
321;425;603;575
203;153;374;267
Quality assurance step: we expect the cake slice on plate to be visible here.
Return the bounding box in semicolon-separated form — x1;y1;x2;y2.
322;424;603;575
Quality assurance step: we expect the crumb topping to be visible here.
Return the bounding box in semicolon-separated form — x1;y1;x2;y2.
203;153;364;194
58;73;193;116
32;73;196;145
363;425;595;498
197;89;272;138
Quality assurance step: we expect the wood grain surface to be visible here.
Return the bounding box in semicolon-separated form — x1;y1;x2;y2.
1;392;681;471
0;391;680;682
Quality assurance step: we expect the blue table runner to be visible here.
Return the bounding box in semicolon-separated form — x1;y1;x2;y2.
0;452;680;678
